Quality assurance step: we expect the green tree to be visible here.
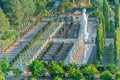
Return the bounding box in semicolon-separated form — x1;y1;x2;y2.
100;70;112;80
110;20;115;34
58;0;73;14
54;76;62;80
91;11;106;50
0;69;5;80
114;0;120;29
58;61;69;72
46;0;55;9
114;28;120;64
12;67;22;76
48;61;64;77
34;0;47;16
2;0;24;29
19;0;36;23
0;57;10;74
103;0;110;34
81;64;98;79
30;77;37;80
28;60;45;77
68;67;82;80
95;23;105;64
92;0;103;10
0;7;10;38
116;71;120;80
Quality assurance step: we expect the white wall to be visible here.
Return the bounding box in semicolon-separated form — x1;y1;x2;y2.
72;16;81;22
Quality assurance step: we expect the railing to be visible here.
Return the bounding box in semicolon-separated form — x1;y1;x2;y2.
64;34;84;64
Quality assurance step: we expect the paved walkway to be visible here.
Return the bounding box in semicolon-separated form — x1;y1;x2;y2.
102;47;114;64
87;46;96;64
0;1;60;62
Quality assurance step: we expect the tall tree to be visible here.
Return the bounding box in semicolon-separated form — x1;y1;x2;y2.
2;0;24;29
95;23;105;64
58;0;73;14
91;11;106;47
19;0;36;23
114;28;120;64
92;0;103;10
0;7;10;39
34;0;47;17
103;0;110;34
114;0;120;29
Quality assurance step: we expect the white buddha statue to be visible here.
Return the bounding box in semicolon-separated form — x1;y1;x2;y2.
81;9;89;42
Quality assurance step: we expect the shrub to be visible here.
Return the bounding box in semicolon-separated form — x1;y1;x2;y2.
116;71;120;80
100;70;112;80
54;76;62;80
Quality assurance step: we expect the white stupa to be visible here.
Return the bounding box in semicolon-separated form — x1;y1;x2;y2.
81;9;89;42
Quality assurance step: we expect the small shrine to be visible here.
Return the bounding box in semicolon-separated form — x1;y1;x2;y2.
72;10;82;23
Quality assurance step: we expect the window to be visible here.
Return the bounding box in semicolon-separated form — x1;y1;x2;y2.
76;17;78;19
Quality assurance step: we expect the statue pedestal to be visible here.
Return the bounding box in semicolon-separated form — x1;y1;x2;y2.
84;32;89;42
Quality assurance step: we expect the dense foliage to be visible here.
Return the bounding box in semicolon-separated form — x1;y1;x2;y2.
0;70;5;80
58;0;73;14
0;0;54;49
48;61;64;77
115;71;120;79
100;70;112;80
0;57;10;74
114;0;120;29
28;60;45;77
27;60;120;79
114;28;120;64
103;0;110;34
0;8;9;40
95;23;105;64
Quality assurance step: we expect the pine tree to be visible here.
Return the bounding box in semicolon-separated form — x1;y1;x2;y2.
114;0;120;29
103;0;110;34
2;0;24;29
95;23;105;64
0;7;10;38
20;0;36;21
34;0;47;16
114;28;120;64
